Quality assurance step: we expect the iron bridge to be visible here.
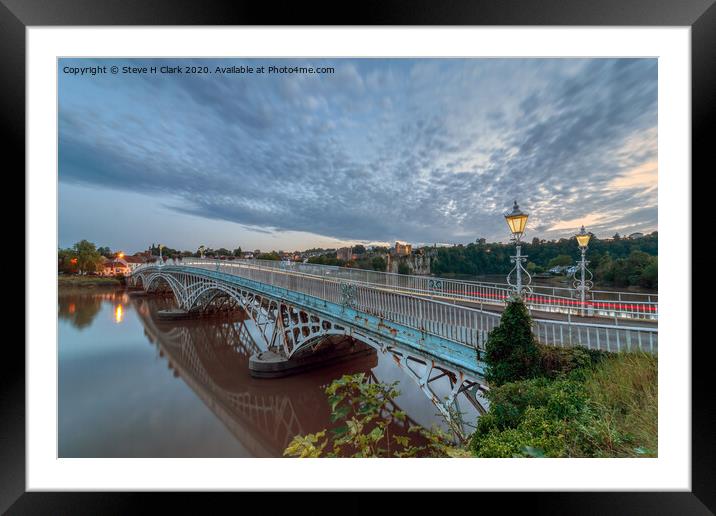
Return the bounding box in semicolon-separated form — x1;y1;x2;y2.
128;259;657;426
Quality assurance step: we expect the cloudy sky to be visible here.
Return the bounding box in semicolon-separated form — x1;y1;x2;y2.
58;58;657;253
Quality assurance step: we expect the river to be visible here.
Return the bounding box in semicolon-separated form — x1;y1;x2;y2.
58;286;479;457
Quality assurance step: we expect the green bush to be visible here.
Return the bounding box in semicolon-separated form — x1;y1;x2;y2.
469;351;657;458
537;344;608;380
484;298;541;386
371;256;387;271
471;375;587;457
473;376;587;432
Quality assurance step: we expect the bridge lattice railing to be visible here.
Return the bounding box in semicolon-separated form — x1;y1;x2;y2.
133;260;657;354
146;257;657;320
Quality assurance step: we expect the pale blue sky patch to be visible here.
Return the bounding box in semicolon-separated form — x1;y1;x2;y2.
58;58;657;252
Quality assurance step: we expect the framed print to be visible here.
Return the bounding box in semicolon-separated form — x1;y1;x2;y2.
5;0;709;512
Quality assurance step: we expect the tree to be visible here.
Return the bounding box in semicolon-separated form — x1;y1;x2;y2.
257;251;281;261
640;257;658;289
397;262;411;275
526;261;543;274
72;240;103;275
58;248;78;274
233;246;243;257
371;256;386;271
97;246;113;258
548;255;573;268
353;244;366;255
484;297;541;387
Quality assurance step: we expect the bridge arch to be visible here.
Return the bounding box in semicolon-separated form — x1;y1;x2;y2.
183;282;245;313
144;272;188;306
181;280;357;357
129;264;489;433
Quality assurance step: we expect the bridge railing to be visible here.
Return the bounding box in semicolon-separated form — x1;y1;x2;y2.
149;258;658;320
135;260;658;354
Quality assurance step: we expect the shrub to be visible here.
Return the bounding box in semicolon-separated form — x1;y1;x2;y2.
470;375;589;457
471;404;578;458
284;373;465;458
484;298;541;386
537;344;609;380
472;376;587;433
469;351;657;458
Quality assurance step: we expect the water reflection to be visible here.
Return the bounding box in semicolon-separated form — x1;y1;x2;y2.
115;304;124;323
58;287;128;329
132;295;423;456
59;286;472;457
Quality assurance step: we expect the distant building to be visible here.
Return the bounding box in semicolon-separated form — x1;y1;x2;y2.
123;255;147;271
102;259;131;276
336;247;356;261
394;241;412;256
242;252;254;259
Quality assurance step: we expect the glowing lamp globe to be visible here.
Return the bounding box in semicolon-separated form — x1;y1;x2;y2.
504;201;529;239
576;225;591;248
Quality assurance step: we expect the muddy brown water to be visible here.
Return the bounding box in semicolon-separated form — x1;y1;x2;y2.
58;286;478;457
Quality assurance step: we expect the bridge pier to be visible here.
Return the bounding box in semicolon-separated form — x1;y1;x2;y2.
249;336;375;378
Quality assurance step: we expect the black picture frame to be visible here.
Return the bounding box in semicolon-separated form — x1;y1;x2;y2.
4;0;707;512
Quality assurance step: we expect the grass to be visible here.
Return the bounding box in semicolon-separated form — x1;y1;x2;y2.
573;351;657;457
469;350;658;458
58;274;122;287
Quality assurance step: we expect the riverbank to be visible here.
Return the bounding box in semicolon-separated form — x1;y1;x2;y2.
469;349;657;457
284;349;657;458
58;275;123;287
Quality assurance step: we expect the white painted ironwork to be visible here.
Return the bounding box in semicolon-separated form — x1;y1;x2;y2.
131;260;658;356
143;257;657;320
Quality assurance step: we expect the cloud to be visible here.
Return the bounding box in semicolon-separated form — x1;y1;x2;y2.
58;58;657;245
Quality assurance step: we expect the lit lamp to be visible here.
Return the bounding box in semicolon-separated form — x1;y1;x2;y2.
505;200;529;241
576;225;591;248
504;201;532;296
573;225;594;316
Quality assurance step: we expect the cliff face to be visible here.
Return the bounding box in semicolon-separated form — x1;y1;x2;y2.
386;253;432;275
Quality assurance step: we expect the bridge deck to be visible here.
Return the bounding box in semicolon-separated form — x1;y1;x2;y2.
135;260;658;356
186;258;658;321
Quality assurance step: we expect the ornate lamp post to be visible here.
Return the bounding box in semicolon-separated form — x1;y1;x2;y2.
198;245;206;259
504;200;532;297
157;244;165;266
573;225;594;316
